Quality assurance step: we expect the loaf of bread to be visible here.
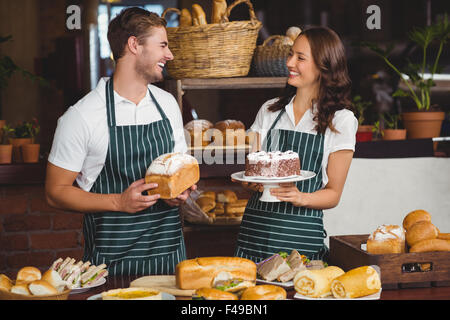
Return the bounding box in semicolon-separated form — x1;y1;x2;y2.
216;190;238;203
331;266;381;299
366;225;405;254
16;266;41;283
214;120;246;146
403;209;431;231
293;266;345;298
192;4;207;25
0;274;13;292
184;119;213;147
212;0;227;23
179;8;192;27
405;220;439;247
145;153;199;199
176;257;256;290
196;196;216;213
409;238;450;253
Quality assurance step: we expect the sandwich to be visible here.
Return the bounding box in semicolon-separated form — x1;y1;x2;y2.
80;264;108;287
176;257;256;294
50;257;107;288
257;250;310;282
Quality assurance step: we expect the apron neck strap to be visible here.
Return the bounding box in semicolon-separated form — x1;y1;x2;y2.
105;77;169;127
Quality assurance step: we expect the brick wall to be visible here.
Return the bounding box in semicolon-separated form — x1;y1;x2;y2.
0;184;84;279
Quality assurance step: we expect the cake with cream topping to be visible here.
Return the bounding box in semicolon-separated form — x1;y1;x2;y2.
245;150;301;178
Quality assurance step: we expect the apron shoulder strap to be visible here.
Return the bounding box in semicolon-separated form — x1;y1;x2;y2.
148;87;169;121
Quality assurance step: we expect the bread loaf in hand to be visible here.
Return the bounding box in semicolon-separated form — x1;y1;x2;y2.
145;153;199;199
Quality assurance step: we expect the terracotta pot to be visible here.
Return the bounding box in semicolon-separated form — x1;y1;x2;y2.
356;125;373;142
9;138;32;163
401;111;445;139
22;143;40;163
382;129;407;140
0;144;13;164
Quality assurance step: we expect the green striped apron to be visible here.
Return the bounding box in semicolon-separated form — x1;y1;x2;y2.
82;78;186;276
235;107;328;263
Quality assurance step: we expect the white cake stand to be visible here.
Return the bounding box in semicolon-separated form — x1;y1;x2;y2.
231;170;316;202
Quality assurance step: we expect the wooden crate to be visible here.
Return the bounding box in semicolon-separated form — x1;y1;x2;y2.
329;235;450;289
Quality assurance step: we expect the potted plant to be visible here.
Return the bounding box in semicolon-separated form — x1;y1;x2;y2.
10;118;40;163
353;95;374;142
380;113;407;140
361;14;449;139
0;123;14;164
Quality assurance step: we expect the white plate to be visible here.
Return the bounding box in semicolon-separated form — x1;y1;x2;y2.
256;279;294;288
293;289;381;300
70;277;106;294
231;170;316;202
292;265;382;300
87;291;175;300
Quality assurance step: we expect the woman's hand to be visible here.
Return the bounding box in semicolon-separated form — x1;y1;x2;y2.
270;183;305;207
117;178;161;213
231;178;264;193
163;184;197;207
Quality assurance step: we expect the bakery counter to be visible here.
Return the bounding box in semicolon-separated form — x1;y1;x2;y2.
68;275;450;300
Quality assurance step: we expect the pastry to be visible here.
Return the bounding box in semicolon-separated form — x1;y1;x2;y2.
184;119;213;147
331;266;381;299
214;120;246;146
240;285;286;300
179;8;192;27
294;266;345;298
211;0;227;24
196;196;216;213
409;238;450;253
216;190;238;203
245;150;300;178
405;220;438;247
192;4;207;26
403;209;431;231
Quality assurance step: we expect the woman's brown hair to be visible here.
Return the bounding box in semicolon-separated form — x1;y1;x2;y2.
107;7;167;61
268;26;354;134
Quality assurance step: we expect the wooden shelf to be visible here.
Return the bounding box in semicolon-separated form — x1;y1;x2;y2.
164;77;288;109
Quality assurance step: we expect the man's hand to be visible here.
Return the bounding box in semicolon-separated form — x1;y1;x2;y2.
116;178;161;213
163;184;197;207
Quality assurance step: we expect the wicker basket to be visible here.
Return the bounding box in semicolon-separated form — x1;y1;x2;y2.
0;287;71;300
162;0;262;79
252;35;291;77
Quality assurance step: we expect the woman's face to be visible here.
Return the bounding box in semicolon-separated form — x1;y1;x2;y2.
286;35;320;90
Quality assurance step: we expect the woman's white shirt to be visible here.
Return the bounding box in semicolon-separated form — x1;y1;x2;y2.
48;77;187;191
250;97;358;187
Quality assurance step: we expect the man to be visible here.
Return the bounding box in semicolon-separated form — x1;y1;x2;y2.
45;7;194;276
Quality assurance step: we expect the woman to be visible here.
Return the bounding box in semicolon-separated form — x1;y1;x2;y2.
235;26;358;262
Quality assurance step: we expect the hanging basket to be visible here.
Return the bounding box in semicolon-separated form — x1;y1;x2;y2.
252;35;291;77
162;0;262;79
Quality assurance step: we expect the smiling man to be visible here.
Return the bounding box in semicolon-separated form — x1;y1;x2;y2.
45;7;193;276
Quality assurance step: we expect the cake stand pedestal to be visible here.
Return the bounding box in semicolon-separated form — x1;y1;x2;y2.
231;170;316;202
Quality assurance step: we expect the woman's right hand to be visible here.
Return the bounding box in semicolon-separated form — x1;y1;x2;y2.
231;178;264;193
116;178;160;213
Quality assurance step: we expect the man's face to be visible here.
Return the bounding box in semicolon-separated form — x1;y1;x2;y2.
135;26;174;83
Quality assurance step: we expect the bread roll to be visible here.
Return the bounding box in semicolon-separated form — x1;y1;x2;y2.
200;191;215;200
176;257;256;290
331;266;381;299
102;287;162;300
409;238;450;253
179;8;192;27
145;152;199;199
225;199;248;216
406;220;438;247
403;209;431;231
293;266;345;298
438;233;450;240
11;282;31;296
211;0;227;24
16;266;41;283
196;196;216;213
0;274;13;292
192;4;207;25
240;285;286;300
214;202;225;216
366;225;405;254
28;280;58;296
216;190;238;203
194;287;238;300
214;120;246;146
41;269;67;293
184;119;213;147
286;26;302;41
